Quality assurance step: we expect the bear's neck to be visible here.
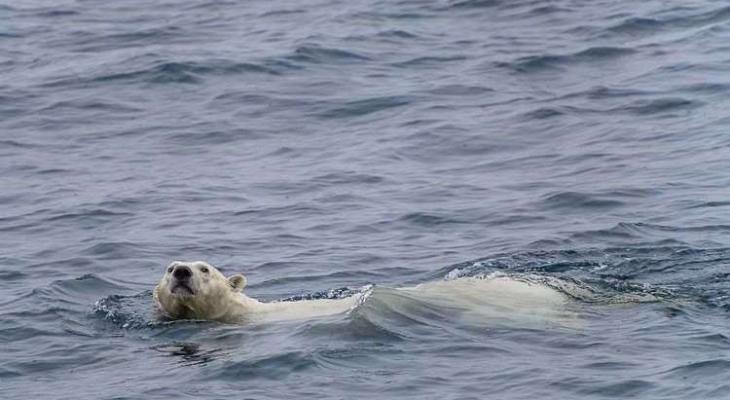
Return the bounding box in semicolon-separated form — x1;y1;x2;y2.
236;293;362;323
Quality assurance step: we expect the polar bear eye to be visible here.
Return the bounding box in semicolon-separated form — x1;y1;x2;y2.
167;266;174;273
200;267;209;273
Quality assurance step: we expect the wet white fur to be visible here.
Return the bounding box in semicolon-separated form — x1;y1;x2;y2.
398;276;573;326
154;261;570;325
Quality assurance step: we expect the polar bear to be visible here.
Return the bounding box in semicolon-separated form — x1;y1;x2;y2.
154;261;362;323
154;261;573;325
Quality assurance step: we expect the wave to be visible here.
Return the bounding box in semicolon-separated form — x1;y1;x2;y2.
286;45;371;64
666;358;730;375
540;191;627;211
42;59;283;88
606;17;665;36
96;60;280;83
315;95;413;119
521;96;698;120
163;128;259;146
374;29;420;39
499;47;635;73
604;5;730;38
397;212;469;226
617;97;699;115
391;55;468;68
446;0;501;10
426;84;494;96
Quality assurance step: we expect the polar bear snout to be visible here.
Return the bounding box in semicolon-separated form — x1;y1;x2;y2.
169;264;196;296
172;265;192;281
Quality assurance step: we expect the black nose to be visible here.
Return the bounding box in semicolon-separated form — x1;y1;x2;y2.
173;266;192;280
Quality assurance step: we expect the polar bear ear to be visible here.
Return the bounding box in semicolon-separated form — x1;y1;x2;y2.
228;274;247;292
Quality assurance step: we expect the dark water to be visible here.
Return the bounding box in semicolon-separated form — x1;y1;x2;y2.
2;0;730;398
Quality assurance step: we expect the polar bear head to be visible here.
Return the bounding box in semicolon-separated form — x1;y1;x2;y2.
154;261;247;321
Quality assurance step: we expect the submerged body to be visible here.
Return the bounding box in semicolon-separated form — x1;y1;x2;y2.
154;261;570;325
397;276;574;327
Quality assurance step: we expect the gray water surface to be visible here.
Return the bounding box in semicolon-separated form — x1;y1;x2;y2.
2;0;730;398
